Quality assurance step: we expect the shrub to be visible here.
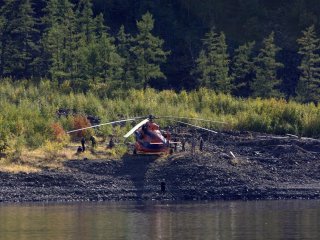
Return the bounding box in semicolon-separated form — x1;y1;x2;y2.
70;115;93;139
51;122;70;143
42;140;64;161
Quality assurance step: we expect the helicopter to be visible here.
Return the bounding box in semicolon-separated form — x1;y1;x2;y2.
67;115;225;155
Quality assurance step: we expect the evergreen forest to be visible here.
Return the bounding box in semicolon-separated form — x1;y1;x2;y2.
1;0;320;100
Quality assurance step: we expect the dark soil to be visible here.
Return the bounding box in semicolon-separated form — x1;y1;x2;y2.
1;131;320;202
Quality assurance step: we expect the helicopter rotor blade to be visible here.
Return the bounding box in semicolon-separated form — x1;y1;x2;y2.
124;118;149;138
159;116;227;124
175;121;218;134
67;118;137;134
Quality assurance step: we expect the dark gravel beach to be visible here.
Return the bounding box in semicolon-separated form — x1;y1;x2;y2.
1;131;320;202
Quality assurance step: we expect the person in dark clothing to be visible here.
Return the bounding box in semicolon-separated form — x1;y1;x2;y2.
160;181;166;193
77;146;82;154
90;135;96;148
191;137;196;155
81;137;86;152
108;137;115;148
199;137;204;151
173;138;178;152
181;137;186;151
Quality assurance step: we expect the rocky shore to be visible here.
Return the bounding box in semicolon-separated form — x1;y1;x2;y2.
1;131;320;202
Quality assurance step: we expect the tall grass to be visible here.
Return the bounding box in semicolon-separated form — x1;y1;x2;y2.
0;79;319;154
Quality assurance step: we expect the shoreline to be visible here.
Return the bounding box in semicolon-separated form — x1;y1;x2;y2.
1;131;320;203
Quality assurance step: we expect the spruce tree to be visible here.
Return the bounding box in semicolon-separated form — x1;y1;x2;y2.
0;13;6;77
215;32;231;93
94;13;107;39
63;7;77;81
251;32;283;98
42;0;77;82
296;25;320;103
194;49;210;87
193;28;231;93
117;25;134;88
41;0;75;80
76;0;95;44
86;41;99;82
131;12;169;89
97;33;123;83
0;0;12;77
0;0;39;78
231;41;255;97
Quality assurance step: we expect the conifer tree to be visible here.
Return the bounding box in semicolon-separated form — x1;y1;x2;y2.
215;32;231;93
117;25;134;88
76;0;95;44
63;7;78;80
0;13;6;77
193;28;231;93
41;0;59;29
231;41;255;97
41;0;74;32
86;41;99;82
0;0;39;78
97;32;123;83
296;25;320;103
42;0;77;82
0;0;16;77
131;12;169;89
251;32;283;98
94;13;107;39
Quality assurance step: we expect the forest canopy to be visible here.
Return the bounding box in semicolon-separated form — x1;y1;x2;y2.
1;0;320;101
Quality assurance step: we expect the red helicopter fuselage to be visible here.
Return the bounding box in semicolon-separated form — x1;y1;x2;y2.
134;120;171;154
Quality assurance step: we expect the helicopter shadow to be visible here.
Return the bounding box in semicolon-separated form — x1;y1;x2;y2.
116;153;159;200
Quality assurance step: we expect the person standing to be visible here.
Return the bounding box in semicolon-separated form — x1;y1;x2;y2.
108;136;115;149
181;137;186;151
90;135;96;148
199;137;204;151
81;137;86;152
191;137;196;155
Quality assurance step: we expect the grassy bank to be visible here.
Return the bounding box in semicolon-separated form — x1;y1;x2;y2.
0;79;319;167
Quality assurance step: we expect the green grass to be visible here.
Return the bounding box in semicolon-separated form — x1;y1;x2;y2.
0;78;319;164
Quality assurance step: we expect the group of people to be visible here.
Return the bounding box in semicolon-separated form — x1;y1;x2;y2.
77;135;115;153
179;136;204;154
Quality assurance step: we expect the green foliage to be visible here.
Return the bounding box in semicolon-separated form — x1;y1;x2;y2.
117;25;135;89
76;0;95;44
296;25;320;103
0;80;320;156
42;140;65;161
131;12;170;89
193;28;231;93
97;33;123;83
231;41;255;97
0;120;10;156
251;32;284;98
0;0;39;78
1;0;320;101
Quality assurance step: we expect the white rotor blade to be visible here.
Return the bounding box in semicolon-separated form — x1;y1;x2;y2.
160;116;227;124
124;118;149;138
175;121;218;134
67;118;136;134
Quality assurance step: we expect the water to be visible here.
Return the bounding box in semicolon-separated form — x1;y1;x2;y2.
0;200;320;240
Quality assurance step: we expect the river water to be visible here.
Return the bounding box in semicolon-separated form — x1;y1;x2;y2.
0;200;319;240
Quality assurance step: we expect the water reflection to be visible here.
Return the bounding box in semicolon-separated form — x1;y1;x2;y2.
0;200;319;240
